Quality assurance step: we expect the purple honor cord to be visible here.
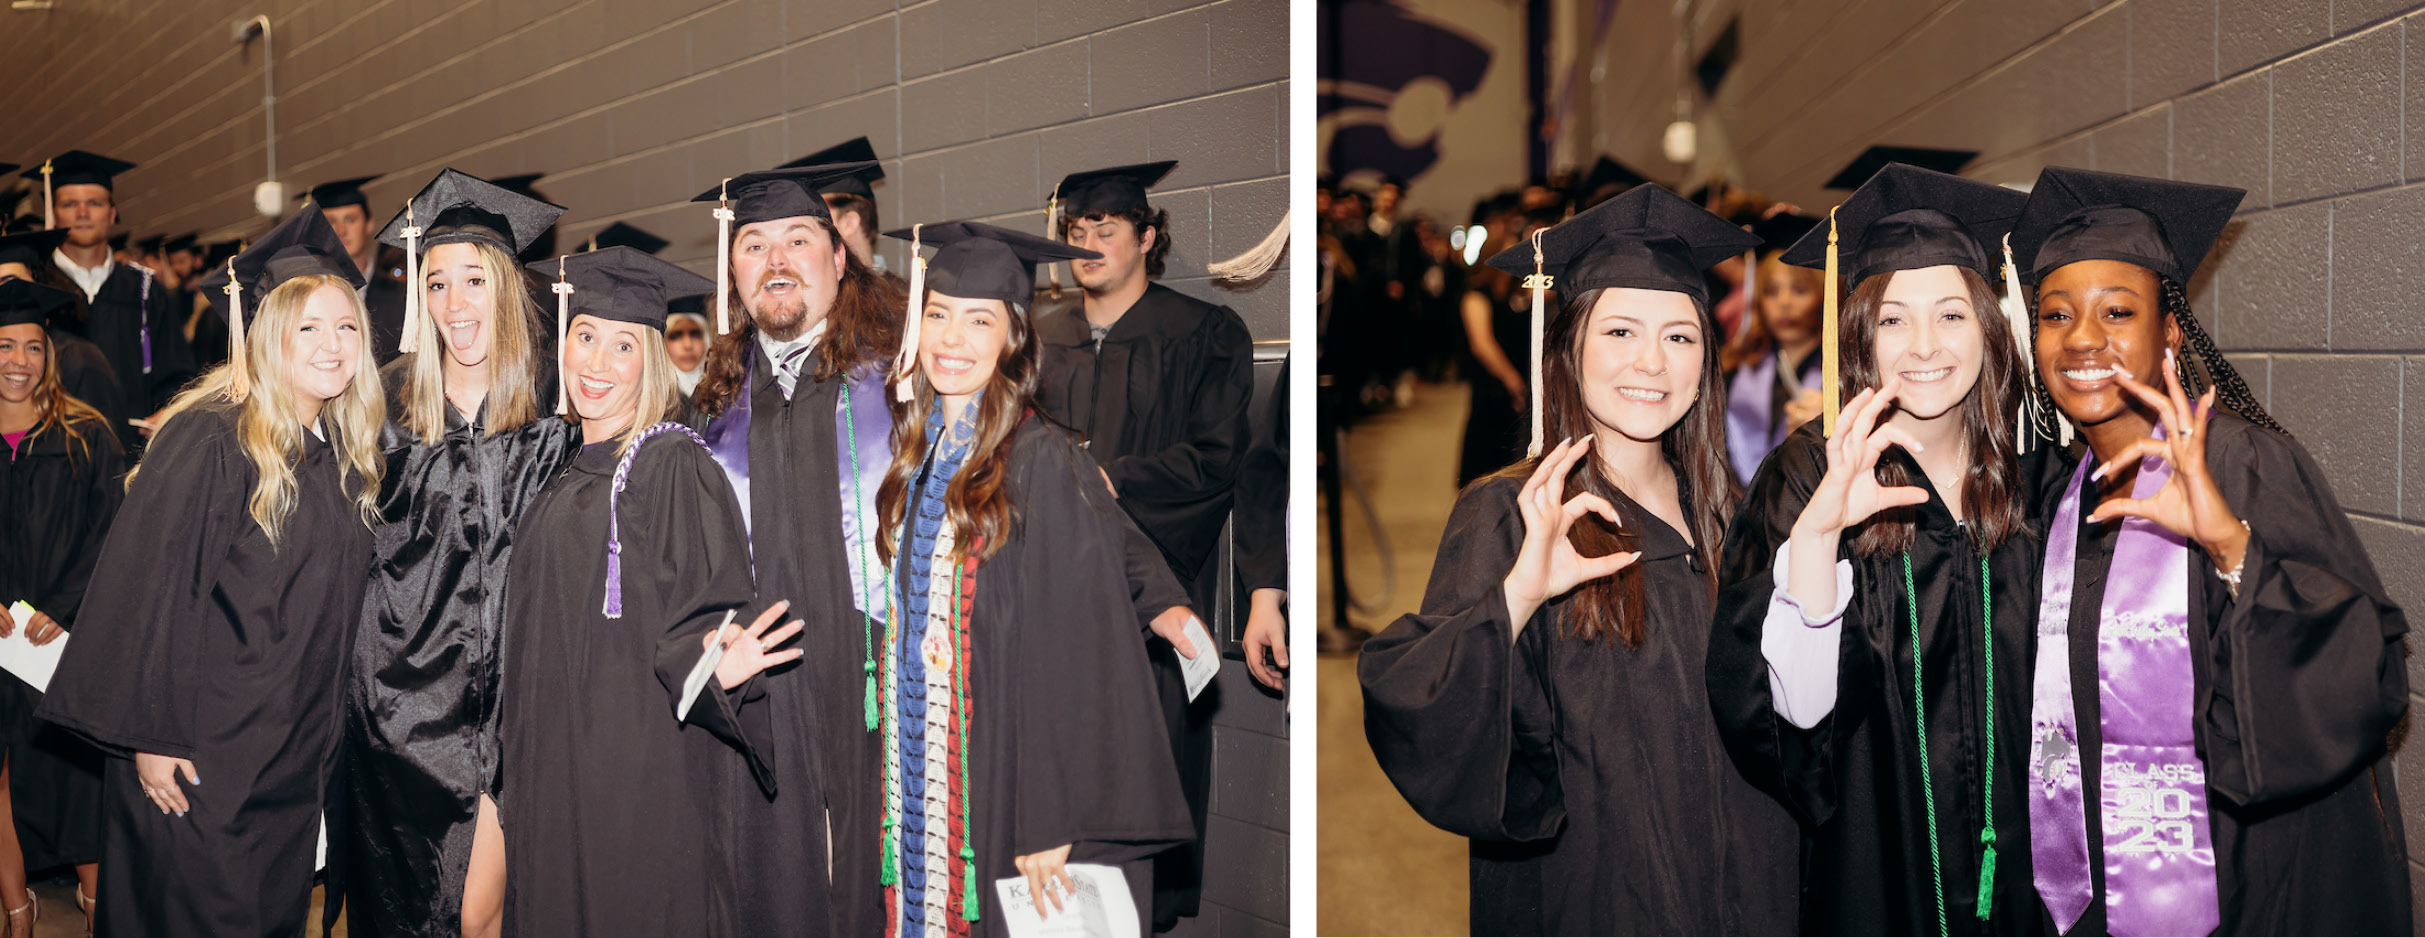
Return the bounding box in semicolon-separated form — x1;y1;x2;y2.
603;422;711;618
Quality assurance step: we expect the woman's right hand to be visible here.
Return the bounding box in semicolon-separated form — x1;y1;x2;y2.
1790;381;1930;540
710;600;805;691
134;751;198;816
1502;436;1638;636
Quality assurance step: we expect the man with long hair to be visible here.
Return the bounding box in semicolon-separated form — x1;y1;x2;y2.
1034;161;1256;930
19;151;195;453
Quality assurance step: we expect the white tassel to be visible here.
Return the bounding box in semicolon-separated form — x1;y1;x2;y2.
1525;228;1549;457
1207;210;1291;283
1043;188;1064;298
398;206;424;354
552;256;573;416
894;224;925;403
713;178;735;335
221;259;249;401
2001;234;2034;454
39;161;53;231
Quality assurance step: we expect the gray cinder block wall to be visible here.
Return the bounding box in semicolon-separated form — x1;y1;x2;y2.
1561;0;2425;920
0;1;1286;933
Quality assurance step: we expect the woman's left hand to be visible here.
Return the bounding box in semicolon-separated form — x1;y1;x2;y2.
1013;843;1077;918
2086;348;2250;572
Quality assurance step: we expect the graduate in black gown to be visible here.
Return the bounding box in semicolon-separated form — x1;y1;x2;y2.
0;279;121;934
36;207;387;937
1032;162;1254;926
1359;185;1799;935
309;176;412;365
21;152;195;454
498;247;800;938
0;229;128;466
1705;165;2053;935
338;169;577;938
2008;167;2409;936
874;221;1193;937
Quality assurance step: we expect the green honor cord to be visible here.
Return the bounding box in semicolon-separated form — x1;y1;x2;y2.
845;381;882;732
1901;552;1998;937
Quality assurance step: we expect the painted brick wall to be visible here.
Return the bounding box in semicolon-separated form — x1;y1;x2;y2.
1557;0;2425;922
0;1;1286;933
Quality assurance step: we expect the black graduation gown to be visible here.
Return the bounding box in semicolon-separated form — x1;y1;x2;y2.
497;433;769;938
51;334;130;449
2030;413;2410;935
885;419;1195;937
365;269;407;366
1359;473;1801;936
0;416;122;871
72;263;195;452
1457;287;1530;488
1033;283;1254;922
1233;358;1289;595
36;404;373;937
338;363;579;936
1705;422;2052;935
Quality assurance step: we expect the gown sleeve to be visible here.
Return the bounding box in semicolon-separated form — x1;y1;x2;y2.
1355;477;1565;843
1232;358;1290;594
1009;431;1195;863
1104;304;1254;525
34;422;127;631
35;409;241;758
2197;420;2409;808
633;436;778;796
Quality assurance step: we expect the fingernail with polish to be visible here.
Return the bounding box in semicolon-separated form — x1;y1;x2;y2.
2090;464;2108;481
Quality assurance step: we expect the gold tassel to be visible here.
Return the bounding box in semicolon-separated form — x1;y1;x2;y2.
39;161;53;231
713;179;735;335
221;259;249;402
894;224;925;403
1821;206;1840;438
1524;228;1550;457
552;256;572;416
398;206;424;354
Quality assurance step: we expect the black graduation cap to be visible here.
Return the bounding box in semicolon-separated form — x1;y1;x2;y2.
0;279;74;330
1780;162;2024;286
1482;183;1757;308
1578;156;1649;198
884;221;1101;308
0;163;17;178
780;137;885;198
0;228;67;272
21;151;136;190
689;161;883;227
136;234;166;255
2008;166;2243;287
1824;145;1978;190
1748;212;1820;255
199;239;243;271
305;175;380;211
375;168;566;256
166;232;200;255
1052;161;1178;220
191;207;364;396
527;247;713;333
582;222;669;256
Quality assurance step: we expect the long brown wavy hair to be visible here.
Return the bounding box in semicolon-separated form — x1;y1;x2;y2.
1490;286;1740;647
692;216;905;417
1837;266;2028;558
0;324;110;466
873;299;1040;567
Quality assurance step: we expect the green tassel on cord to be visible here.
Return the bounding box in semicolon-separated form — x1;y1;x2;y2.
863;660;878;731
880;817;899;886
1975;837;1998;921
962;845;981;922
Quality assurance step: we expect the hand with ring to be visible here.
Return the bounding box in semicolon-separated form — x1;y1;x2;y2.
134;751;198;817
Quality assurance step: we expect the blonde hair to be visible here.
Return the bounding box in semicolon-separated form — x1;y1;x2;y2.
565;314;683;457
142;275;386;546
398;238;546;442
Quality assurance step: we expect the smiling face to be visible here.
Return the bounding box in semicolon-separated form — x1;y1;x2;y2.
1869;265;1987;421
0;323;47;406
2034;258;2181;431
919;291;1008;407
1574;287;1706;444
283;283;366;407
563;313;648;432
422;242;499;368
53;184;115;251
1065;214;1152;294
730;217;846;341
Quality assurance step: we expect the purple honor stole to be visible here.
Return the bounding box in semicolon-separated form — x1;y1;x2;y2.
697;353;894;622
2029;444;2220;936
136;265;154;374
1724;354;1777;486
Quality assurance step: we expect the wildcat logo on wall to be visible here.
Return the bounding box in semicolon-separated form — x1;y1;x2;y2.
1317;0;1494;188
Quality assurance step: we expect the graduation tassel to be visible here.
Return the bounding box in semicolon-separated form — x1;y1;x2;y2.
1977;832;1999;921
398;206;424;354
2001;234;2033;453
1042;186;1065;299
1524;228;1550;457
893;224;926;403
221;260;250;402
38;161;52;231
713;179;735;335
551;256;572;416
962;848;982;922
880;814;900;886
1820;206;1841;437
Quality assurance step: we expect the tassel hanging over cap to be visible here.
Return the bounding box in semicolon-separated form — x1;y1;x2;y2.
894;223;926;403
1207;210;1291;283
1043;187;1065;299
552;256;573;416
221;259;250;402
1525;228;1550;457
2001;233;2034;454
713;179;735;335
399;206;425;354
39;161;53;231
1821;206;1841;437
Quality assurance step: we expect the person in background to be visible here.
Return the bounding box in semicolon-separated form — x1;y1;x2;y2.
20;151;194;453
309;176;409;364
666;309;710;401
1718;213;1825;485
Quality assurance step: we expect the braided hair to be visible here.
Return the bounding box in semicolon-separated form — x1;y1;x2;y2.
2022;271;2285;445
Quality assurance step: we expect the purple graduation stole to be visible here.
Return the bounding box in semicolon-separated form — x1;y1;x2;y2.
135;264;154;374
698;353;894;621
2029;446;2220;936
1724;353;1777;486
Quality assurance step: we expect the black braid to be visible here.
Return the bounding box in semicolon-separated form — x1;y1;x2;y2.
2162;277;2285;435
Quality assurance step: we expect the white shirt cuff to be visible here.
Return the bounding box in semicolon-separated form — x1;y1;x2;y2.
1761;543;1851;729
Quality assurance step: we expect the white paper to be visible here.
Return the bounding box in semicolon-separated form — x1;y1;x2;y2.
1179;616;1218;702
315;818;328;872
992;863;1140;938
675;610;737;721
0;601;68;693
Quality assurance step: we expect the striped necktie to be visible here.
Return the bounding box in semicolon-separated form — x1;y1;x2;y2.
775;344;811;400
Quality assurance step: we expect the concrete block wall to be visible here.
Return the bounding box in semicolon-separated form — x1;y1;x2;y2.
1559;0;2425;921
0;1;1286;933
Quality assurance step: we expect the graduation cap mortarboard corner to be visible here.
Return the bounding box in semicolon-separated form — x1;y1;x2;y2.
1577;156;1650;206
305;175;381;211
375;168;567;356
780;137;886;198
192;206;365;401
880;221;1102;402
1481;184;1757;454
0;279;76;331
1050;161;1178;225
1823;145;1979;190
2007;166;2243;289
136;234;166;255
583;222;669;256
689;161;882;336
0;228;68;272
22;151;136;230
166;232;200;255
528;247;714;416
